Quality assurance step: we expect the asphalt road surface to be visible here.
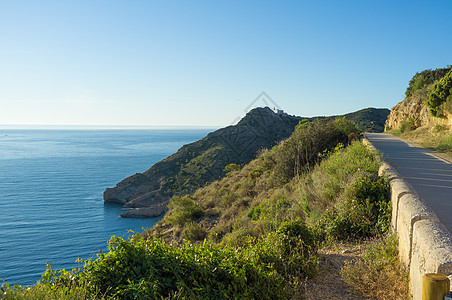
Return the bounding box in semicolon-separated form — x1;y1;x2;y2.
366;133;452;233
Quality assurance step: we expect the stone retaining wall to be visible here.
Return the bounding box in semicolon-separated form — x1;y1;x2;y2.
365;138;452;299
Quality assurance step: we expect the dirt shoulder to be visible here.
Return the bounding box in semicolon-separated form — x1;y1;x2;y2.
302;241;369;300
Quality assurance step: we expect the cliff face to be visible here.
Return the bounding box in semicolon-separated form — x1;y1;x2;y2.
385;67;452;131
105;106;390;218
385;97;452;130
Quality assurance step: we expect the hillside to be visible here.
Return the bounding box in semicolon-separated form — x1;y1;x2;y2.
147;118;387;245
105;107;390;217
385;66;452;156
340;107;389;132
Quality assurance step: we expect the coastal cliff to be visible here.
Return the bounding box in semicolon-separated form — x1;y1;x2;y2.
105;106;390;218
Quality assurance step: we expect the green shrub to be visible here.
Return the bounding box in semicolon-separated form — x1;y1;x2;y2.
437;134;452;152
0;282;97;300
248;169;263;179
77;237;289;299
433;124;447;133
273;119;355;183
164;195;203;226
219;192;237;208
298;141;381;222
334;117;362;137
224;163;241;174
247;205;262;221
405;66;452;98
399;118;416;133
315;174;390;240
248;219;318;279
427;68;452;117
276;219;317;260
182;222;207;241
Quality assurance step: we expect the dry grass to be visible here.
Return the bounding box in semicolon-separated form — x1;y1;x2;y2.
341;235;410;300
302;241;369;300
389;126;452;163
302;235;410;300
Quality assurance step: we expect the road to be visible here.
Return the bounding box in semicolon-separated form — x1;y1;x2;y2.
366;133;452;234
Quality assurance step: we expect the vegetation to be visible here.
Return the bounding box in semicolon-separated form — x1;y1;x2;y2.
399;66;452;118
2;117;409;299
389;126;452;162
339;107;390;133
314;174;390;241
427;68;452;116
2;237;289;299
153;118;362;245
342;234;409;299
398;118;416;134
405;66;451;98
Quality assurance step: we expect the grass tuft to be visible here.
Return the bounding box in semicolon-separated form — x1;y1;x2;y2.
341;233;409;299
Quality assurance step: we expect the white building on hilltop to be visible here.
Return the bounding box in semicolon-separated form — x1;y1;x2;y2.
273;107;285;114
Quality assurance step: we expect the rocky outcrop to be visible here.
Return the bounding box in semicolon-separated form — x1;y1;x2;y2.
105;106;391;218
103;173;159;205
385;66;452;132
120;203;169;218
385;97;452;131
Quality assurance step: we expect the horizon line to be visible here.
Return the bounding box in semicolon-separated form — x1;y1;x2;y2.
0;124;220;130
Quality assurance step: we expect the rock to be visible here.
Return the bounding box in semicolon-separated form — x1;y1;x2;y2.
120;204;169;218
104;173;158;205
385;96;452;131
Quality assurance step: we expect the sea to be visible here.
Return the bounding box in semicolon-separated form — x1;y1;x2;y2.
0;127;212;286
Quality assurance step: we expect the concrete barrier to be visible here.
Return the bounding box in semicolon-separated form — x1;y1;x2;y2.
389;179;415;232
411;219;452;299
396;193;438;267
366;138;452;300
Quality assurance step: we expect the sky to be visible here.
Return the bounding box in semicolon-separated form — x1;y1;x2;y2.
1;0;452;127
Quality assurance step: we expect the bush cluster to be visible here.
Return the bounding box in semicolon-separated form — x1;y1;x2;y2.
13;237;289;300
405;66;452;98
298;140;382;222
399;118;416;133
315;174;390;240
164;195;203;226
427;68;452;116
273;117;359;183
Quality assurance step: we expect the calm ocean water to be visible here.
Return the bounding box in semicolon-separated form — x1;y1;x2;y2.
0;128;211;286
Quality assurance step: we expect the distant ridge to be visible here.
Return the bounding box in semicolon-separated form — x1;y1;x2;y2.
104;107;390;217
339;107;390;133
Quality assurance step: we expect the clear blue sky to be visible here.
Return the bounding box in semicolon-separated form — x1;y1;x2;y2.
1;0;451;127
